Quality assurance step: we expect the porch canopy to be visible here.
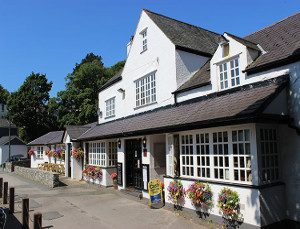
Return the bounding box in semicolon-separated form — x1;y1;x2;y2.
78;76;289;141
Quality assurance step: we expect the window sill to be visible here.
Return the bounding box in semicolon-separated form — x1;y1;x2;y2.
163;175;285;189
134;101;157;110
105;115;115;120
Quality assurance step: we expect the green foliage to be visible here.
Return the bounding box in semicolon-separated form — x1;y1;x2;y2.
0;84;9;104
50;53;125;128
7;72;56;142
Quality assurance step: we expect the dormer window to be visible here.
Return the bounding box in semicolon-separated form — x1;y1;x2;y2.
140;28;147;53
219;57;240;90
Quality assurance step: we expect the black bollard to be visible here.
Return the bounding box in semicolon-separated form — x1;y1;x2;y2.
0;178;3;198
9;187;15;214
33;213;42;229
22;198;29;229
3;182;8;204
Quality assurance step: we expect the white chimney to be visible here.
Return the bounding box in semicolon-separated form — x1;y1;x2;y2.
127;36;134;56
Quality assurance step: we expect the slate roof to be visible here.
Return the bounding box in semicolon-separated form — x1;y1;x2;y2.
225;32;260;51
0;119;17;128
144;9;224;56
78;76;288;141
99;68;123;92
0;136;25;146
175;12;300;92
65;124;95;141
244;12;300;73
176;61;211;93
27;131;64;146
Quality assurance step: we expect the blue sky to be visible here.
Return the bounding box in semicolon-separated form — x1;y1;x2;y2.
0;0;299;96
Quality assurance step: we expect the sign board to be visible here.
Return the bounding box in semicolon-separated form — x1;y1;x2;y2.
142;164;149;191
148;179;163;208
117;163;122;185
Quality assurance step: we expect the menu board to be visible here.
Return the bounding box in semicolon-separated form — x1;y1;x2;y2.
117;163;122;185
142;164;149;191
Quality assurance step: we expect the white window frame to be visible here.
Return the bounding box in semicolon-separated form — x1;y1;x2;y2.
179;124;256;185
258;127;279;183
88;141;106;167
105;97;115;118
36;146;44;159
140;28;147;52
135;72;156;108
218;57;240;90
107;141;117;167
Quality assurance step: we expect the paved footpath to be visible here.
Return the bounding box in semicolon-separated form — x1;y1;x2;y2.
0;171;215;229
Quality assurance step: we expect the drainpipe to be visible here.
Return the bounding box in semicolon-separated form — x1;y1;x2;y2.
8;120;11;162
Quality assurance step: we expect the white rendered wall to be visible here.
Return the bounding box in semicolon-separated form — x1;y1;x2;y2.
30;146;47;168
175;50;208;87
279;125;300;222
71;141;82;180
98;11;177;124
0;145;27;164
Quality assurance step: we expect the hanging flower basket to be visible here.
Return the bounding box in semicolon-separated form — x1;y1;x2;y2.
218;188;243;227
72;148;84;160
28;149;35;157
60;149;65;159
167;180;185;210
53;149;62;158
45;149;53;158
186;181;213;212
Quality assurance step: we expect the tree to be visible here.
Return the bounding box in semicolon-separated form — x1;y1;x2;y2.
7;72;56;142
0;84;9;104
50;53;125;128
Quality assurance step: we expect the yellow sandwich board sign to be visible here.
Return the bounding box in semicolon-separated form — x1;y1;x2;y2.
148;179;163;208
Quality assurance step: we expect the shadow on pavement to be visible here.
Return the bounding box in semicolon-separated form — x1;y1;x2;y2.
3;208;22;229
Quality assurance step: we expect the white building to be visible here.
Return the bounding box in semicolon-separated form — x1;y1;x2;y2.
0;103;8;118
30;10;300;228
28;131;65;168
0;118;26;164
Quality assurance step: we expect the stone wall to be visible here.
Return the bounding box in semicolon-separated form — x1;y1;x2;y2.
14;166;60;188
4;160;31;172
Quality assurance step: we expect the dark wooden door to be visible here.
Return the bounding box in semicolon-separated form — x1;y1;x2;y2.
125;139;143;189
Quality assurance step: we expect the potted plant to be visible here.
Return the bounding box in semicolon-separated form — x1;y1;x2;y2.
28;149;35;157
186;181;213;217
72;148;84;160
218;187;243;227
167;180;185;210
110;172;118;189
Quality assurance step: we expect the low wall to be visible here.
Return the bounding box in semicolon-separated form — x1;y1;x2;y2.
14;166;60;188
4;160;31;172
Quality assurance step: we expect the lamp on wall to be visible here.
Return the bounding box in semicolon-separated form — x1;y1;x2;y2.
142;137;147;148
97;108;102;118
117;139;121;149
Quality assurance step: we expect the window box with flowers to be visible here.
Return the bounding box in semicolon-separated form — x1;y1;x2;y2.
82;165;103;184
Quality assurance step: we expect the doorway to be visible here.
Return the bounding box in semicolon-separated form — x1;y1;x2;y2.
67;143;71;177
125;139;143;189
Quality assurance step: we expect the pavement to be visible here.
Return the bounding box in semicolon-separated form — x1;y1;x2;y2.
0;171;216;229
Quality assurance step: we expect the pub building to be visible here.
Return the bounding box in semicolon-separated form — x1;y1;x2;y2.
29;9;300;229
